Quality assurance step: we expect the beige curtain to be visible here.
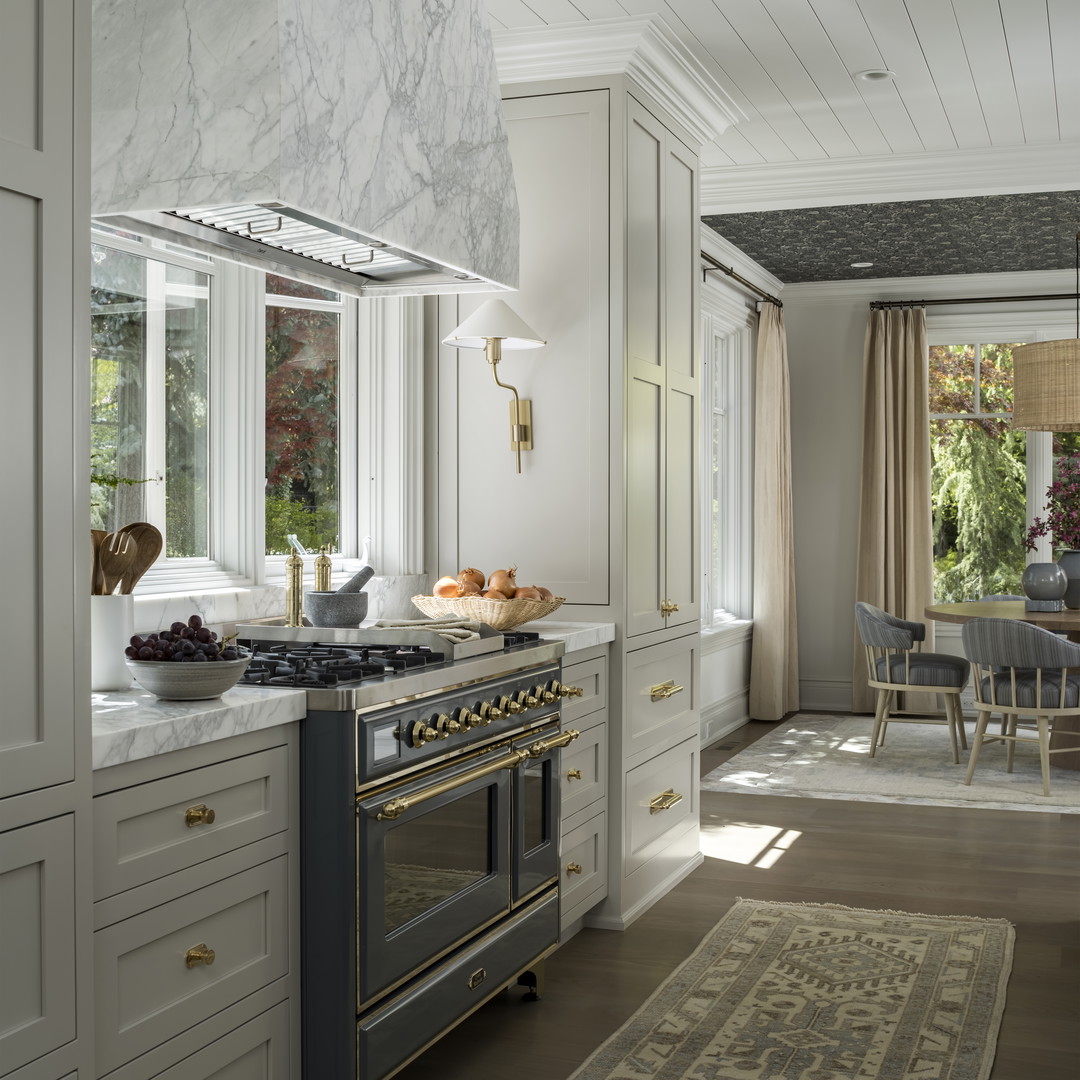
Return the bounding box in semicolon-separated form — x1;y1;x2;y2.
853;307;934;714
749;302;800;722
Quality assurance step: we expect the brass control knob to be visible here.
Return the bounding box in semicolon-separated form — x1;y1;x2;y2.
533;685;556;705
478;702;502;724
410;721;439;748
456;707;481;729
515;690;539;710
498;695;524;715
551;681;583;699
185;943;216;968
184;803;216;828
434;713;459;739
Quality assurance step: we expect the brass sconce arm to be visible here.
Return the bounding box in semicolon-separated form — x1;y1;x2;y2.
484;338;532;473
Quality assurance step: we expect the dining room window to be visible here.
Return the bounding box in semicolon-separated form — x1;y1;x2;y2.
928;323;1080;602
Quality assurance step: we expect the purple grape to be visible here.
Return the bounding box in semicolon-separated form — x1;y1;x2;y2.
188;614;203;630
130;635;144;649
191;651;207;662
137;645;153;660
125;645;138;658
196;626;212;643
170;622;186;635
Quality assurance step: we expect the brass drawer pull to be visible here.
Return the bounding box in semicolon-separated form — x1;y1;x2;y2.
649;681;684;702
660;600;679;615
185;943;216;968
566;769;583;781
566;862;583;875
649;789;683;814
184;803;216;827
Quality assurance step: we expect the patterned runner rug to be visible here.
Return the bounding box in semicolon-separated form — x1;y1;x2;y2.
700;713;1080;813
568;899;1013;1080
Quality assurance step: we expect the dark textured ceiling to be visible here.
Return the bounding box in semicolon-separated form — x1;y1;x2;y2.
702;191;1080;285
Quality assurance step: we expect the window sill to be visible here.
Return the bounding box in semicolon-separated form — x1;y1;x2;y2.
701;619;753;653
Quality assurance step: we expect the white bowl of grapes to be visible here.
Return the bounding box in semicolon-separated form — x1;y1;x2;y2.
124;614;251;700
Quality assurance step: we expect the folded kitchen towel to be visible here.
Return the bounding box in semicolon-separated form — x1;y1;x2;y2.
373;616;482;642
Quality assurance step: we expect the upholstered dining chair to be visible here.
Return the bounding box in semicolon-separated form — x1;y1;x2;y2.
960;617;1080;797
854;602;970;763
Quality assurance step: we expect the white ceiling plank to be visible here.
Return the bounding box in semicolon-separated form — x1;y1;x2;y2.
484;1;546;30
999;0;1060;143
522;0;588;21
570;0;631;17
710;124;768;166
1049;0;1080;141
950;0;1025;146
702;0;861;158
854;0;959;151
805;0;925;154
757;0;892;156
904;0;991;149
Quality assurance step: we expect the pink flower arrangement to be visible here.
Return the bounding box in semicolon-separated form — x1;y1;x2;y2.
1025;454;1080;551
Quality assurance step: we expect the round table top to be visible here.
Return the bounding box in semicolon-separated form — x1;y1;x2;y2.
925;599;1080;634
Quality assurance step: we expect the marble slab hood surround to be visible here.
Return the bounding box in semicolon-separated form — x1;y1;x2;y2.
91;0;519;295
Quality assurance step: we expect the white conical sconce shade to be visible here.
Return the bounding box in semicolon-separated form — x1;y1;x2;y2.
442;299;546;350
442;299;546;473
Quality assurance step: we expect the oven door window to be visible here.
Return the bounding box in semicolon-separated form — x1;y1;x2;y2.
357;754;512;1008
512;733;560;905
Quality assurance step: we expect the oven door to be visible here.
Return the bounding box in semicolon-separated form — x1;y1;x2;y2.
356;743;515;1009
512;724;562;906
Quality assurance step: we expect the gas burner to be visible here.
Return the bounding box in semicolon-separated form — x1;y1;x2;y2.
237;639;446;689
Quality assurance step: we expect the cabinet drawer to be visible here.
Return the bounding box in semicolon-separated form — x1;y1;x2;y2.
624;739;697;875
624;636;697;762
560;721;606;821
561;655;607;724
560;811;607;928
94;747;289;899
0;816;76;1076
94;856;290;1075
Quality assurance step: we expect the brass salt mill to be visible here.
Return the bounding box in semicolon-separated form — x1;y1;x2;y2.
314;545;333;592
285;550;304;626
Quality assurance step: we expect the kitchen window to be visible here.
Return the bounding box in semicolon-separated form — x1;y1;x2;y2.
90;227;422;596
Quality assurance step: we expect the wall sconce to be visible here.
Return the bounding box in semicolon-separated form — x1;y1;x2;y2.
442;298;546;473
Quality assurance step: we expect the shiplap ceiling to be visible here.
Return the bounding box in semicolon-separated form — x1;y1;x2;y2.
485;0;1080;281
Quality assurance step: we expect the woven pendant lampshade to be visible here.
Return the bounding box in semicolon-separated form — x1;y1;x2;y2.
1012;230;1080;432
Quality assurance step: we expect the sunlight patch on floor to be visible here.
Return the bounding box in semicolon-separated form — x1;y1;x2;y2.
699;820;803;867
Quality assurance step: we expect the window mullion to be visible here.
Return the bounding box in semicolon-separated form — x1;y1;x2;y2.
143;260;167;529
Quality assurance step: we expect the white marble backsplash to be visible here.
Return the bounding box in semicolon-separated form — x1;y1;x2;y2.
92;0;519;290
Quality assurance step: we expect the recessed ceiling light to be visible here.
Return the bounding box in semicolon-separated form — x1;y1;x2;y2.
851;261;874;268
855;69;896;82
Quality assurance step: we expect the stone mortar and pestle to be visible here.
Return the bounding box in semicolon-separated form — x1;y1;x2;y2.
304;565;375;627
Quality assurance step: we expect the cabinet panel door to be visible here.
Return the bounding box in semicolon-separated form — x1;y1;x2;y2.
626;375;664;636
626;109;661;372
0;0;80;798
0;816;76;1074
665;383;700;625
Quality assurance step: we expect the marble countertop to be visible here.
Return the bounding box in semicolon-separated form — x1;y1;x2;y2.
91;685;307;771
90;621;614;771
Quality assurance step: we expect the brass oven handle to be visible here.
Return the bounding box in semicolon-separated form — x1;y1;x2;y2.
185;943;216;968
649;789;683;814
372;729;581;820
649;681;684;702
184;804;216;827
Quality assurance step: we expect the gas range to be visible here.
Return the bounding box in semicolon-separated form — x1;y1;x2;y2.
236;629;564;712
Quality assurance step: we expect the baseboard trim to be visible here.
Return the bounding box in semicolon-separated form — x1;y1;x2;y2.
584;852;705;932
799;678;852;714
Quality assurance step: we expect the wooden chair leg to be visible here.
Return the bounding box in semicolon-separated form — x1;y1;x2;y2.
1037;716;1051;797
944;694;960;764
1006;715;1017;773
869;689;889;757
965;713;991;786
955;698;968;750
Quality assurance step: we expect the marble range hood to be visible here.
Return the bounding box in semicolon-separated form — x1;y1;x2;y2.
91;0;520;296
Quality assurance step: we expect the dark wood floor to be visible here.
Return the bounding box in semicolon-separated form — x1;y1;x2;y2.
394;720;1080;1080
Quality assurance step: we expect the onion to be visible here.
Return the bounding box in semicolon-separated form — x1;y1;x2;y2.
458;567;485;589
482;588;509;600
488;567;518;595
458;579;482;595
433;575;461;598
513;586;543;600
534;586;554;600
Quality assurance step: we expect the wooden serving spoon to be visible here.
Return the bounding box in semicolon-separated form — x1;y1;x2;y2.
96;531;137;596
91;529;109;593
117;522;163;593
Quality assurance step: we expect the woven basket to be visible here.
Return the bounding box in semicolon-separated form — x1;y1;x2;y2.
411;594;564;631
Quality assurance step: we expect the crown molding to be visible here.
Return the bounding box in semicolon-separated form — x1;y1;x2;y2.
492;15;745;149
700;225;783;303
700;142;1080;214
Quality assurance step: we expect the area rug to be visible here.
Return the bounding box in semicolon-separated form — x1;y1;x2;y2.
568;898;1014;1080
700;713;1080;813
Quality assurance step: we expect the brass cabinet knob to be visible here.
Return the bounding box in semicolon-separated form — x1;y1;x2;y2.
566;769;583;781
660;600;680;615
566;862;583;875
184;804;216;827
185;943;216;968
410;722;439;748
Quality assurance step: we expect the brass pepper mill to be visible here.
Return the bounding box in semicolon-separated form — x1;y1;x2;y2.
285;551;304;626
314;545;332;592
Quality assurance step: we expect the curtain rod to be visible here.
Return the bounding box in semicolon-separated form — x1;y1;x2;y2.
700;251;782;308
870;292;1080;310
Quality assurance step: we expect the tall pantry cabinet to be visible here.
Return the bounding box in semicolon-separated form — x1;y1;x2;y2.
0;2;94;1079
436;21;737;928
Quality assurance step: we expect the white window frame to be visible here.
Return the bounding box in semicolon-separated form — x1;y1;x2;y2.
926;308;1075;566
90;226;424;597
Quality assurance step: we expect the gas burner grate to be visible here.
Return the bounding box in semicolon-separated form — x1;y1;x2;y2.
238;640;446;688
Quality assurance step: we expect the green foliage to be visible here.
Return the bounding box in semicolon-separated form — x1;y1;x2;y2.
265;492;338;555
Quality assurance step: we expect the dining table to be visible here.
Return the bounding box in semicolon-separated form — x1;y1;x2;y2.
924;599;1080;769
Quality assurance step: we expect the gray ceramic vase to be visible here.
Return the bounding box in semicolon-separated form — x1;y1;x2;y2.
1021;561;1068;601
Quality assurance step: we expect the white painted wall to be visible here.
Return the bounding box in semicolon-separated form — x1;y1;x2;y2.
781;268;1077;713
